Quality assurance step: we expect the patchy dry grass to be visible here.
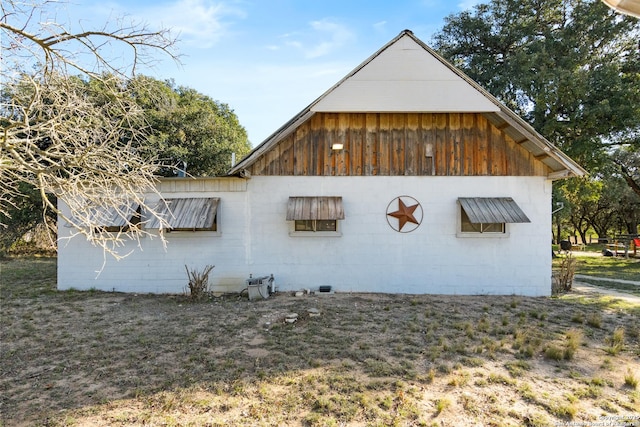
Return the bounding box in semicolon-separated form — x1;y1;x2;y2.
1;257;639;426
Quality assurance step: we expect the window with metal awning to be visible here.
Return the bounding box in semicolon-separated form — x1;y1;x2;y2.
146;197;219;231
78;201;142;232
458;197;530;234
286;196;344;233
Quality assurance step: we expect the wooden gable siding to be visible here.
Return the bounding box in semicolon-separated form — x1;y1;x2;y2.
247;112;550;177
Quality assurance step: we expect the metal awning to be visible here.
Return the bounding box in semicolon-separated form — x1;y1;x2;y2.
146;197;219;230
86;201;140;227
458;197;530;224
286;197;345;221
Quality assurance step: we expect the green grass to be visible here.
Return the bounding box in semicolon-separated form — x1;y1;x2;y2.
434;396;452;415
0;256;58;298
573;253;640;282
606;327;626;355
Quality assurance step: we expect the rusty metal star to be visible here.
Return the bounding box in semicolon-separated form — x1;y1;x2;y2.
387;198;419;231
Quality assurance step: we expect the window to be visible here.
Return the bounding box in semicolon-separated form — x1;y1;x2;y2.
460;208;505;233
457;197;530;237
287;196;344;236
87;202;142;234
146;198;219;232
294;219;337;232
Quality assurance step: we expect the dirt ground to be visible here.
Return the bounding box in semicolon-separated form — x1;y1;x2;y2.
1;258;639;426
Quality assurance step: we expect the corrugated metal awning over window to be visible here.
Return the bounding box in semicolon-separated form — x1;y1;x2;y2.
147;197;219;230
286;197;345;221
86;201;140;227
458;197;530;223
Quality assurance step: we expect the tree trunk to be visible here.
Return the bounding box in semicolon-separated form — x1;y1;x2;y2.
555;215;562;244
617;161;640;198
577;228;588;245
622;173;640;198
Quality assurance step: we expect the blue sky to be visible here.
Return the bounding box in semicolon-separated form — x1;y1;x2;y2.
58;0;482;145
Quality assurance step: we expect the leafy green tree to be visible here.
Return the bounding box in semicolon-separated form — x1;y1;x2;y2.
1;69;251;255
562;178;602;243
556;170;638;243
433;0;640;242
611;148;640;233
128;76;251;177
0;183;56;255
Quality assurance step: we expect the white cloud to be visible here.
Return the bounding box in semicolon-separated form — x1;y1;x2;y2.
373;21;387;32
138;0;246;48
277;19;354;59
285;40;303;49
306;19;353;58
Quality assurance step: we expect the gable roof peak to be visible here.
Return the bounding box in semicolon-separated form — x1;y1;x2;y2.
228;30;585;179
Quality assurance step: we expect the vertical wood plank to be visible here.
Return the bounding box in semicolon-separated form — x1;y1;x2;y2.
498;130;508;175
462;113;475;176
391;114;405;175
379;113;391;175
269;142;281;175
299;120;313;176
263;148;274;175
350;113;365;175
513;136;536;176
406;113;419;176
279;133;295;175
421;113;436;175
325;113;337;176
298;122;311;175
476;114;489;175
294;123;307;175
490;124;504;175
449;113;461;175
337;113;349;176
255;154;265;175
505;134;516;176
434;114;447;175
310;113;324;176
365;113;379;175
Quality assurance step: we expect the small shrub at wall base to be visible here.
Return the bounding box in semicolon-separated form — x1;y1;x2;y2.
184;265;215;300
552;253;576;295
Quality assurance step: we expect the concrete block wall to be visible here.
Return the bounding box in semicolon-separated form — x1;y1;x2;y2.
244;176;552;296
57;175;553;296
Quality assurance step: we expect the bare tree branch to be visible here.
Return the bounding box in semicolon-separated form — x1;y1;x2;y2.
1;0;181;258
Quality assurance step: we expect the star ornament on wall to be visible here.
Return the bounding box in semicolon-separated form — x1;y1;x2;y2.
386;196;423;233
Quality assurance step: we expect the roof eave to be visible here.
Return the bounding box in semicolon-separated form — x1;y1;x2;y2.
410;36;587;179
482;112;587;179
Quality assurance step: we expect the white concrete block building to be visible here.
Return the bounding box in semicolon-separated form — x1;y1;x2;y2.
57;30;585;296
